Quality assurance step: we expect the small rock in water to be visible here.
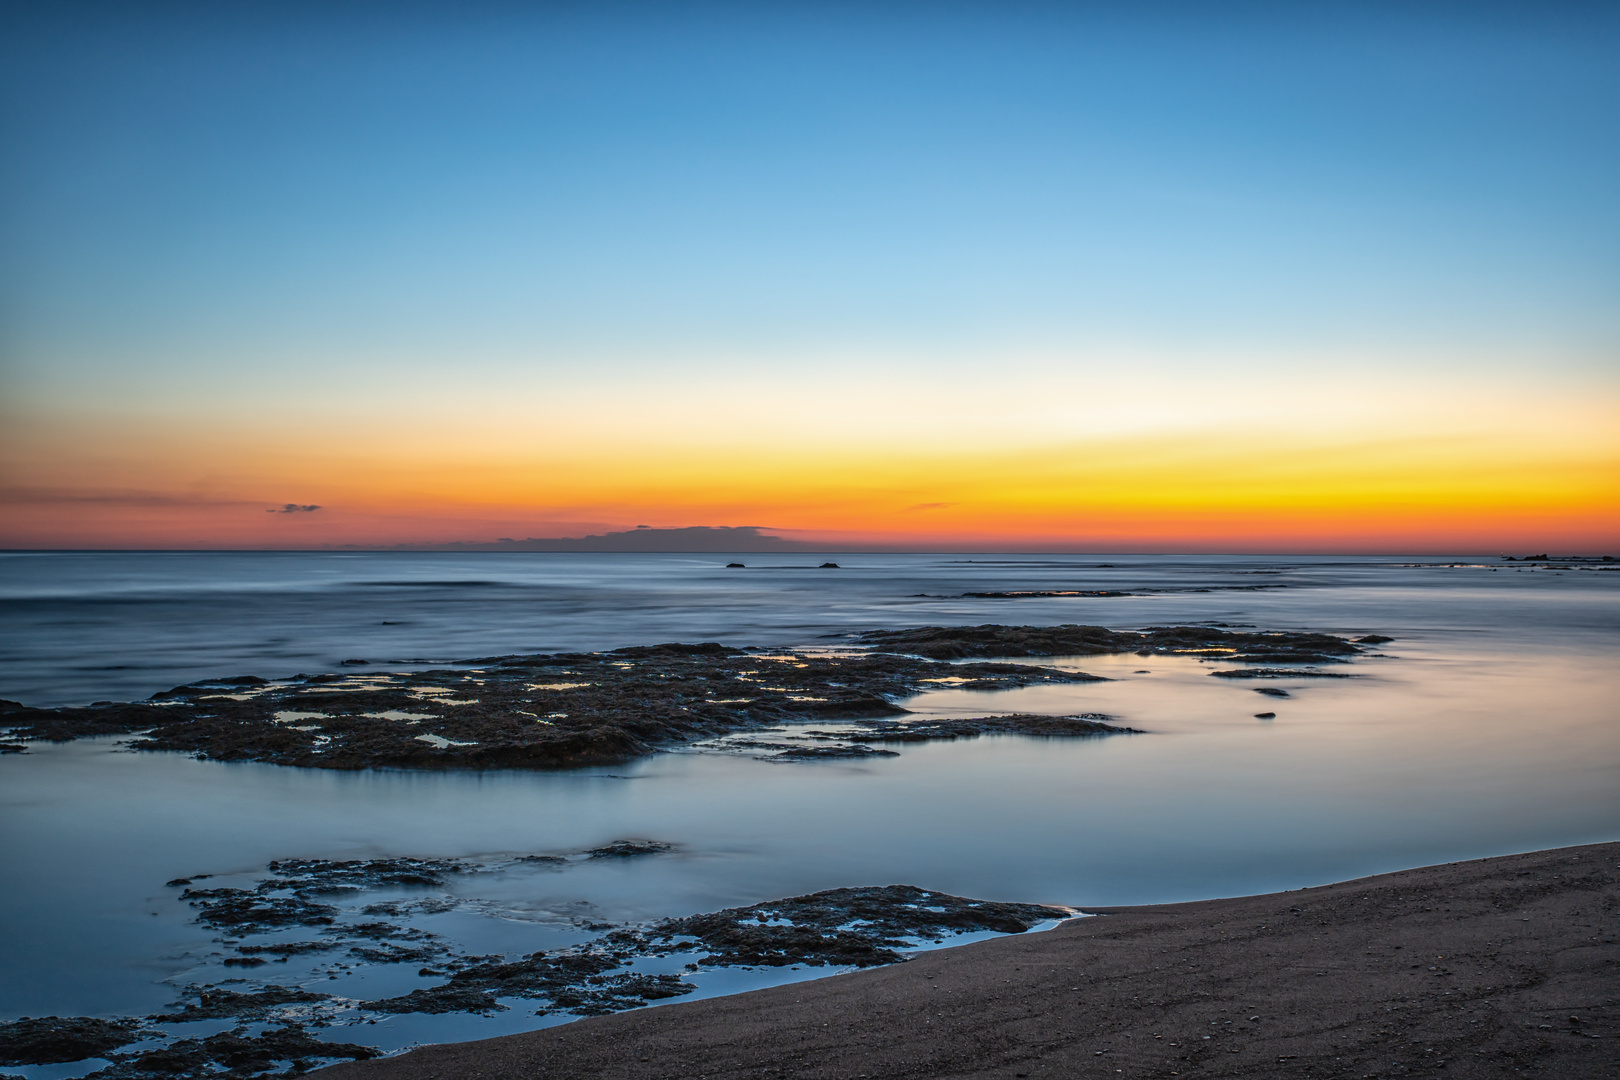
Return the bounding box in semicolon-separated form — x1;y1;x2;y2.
1254;712;1277;719
765;744;899;761
586;840;674;859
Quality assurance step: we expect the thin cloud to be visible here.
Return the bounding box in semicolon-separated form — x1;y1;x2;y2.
903;502;955;512
268;504;322;514
0;487;259;508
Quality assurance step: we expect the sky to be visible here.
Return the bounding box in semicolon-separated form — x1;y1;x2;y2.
1;0;1616;552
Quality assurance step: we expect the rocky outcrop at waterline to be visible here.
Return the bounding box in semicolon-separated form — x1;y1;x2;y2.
0;625;1384;772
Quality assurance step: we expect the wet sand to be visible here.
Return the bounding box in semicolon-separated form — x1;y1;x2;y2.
320;842;1618;1080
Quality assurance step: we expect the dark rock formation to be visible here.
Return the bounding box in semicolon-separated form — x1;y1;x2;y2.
0;1017;144;1066
859;624;1363;664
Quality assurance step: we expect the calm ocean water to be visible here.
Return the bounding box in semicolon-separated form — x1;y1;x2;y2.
2;552;1616;1070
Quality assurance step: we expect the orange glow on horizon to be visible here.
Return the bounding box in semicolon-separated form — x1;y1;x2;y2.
4;406;1615;552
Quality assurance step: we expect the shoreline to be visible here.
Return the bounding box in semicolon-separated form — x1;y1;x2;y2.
319;842;1619;1079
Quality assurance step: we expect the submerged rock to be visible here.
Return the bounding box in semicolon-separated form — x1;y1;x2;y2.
1209;668;1355;680
818;713;1135;742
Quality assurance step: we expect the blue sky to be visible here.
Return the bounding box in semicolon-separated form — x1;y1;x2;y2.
4;1;1616;383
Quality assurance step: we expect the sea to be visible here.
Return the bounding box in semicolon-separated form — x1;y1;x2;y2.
1;551;1616;1074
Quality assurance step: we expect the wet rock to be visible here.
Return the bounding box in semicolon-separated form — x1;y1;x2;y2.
1209;668;1354;680
180;888;339;933
83;851;1088;1036
363;983;507;1015
0;624;1374;773
963;590;1134;599
764;744;900;761
819;562;840;569
0;1016;145;1066
235;941;340;959
1254;712;1277;719
85;1024;376;1079
550;973;697;1015
366;951;623;1015
361;897;459;917
586;840;674;858
1355;634;1395;644
816;714;1135;742
1253;687;1291;698
628;885;1068;969
346;942;445;965
862;624;1365;665
0;741;26;754
146;985;331;1024
262;857;464;895
726;562;745;568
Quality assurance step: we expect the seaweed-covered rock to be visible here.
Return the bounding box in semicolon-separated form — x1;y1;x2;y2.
179;888;338;933
147;986;331;1024
364;951;629;1015
861;624;1364;664
85;1025;376;1079
1209;668;1355;680
630;885;1068;968
820;713;1135;743
0;1016;144;1065
0;624;1380;772
0;639;1103;772
262;857;463;895
586;840;673;858
764;744;900;761
963;590;1134;598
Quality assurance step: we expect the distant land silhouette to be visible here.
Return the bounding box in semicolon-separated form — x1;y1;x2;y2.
382;526;818;552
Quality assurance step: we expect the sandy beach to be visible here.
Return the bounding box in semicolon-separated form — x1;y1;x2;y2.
320;842;1618;1080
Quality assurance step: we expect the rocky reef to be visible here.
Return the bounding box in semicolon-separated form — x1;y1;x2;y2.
0;847;1069;1078
0;625;1380;772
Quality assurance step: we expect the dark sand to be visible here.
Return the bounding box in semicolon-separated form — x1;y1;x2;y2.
320;843;1617;1079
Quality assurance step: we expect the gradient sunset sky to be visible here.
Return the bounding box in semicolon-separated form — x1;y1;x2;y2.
2;1;1616;552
